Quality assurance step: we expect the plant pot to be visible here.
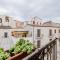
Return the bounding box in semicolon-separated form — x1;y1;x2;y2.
7;52;28;60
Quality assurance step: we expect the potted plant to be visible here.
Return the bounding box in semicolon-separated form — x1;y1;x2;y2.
0;48;10;60
7;39;36;60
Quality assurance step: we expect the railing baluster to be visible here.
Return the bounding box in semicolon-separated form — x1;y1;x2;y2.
42;50;44;60
53;41;55;60
55;40;57;60
22;38;57;60
50;45;52;60
56;40;57;60
50;51;51;60
47;52;49;60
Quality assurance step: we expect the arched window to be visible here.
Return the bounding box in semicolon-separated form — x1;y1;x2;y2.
59;30;60;33
33;21;35;24
5;16;9;22
0;18;2;23
37;22;38;24
40;23;41;25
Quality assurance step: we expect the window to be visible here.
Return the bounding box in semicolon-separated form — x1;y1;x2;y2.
59;30;60;33
0;18;2;23
37;29;41;37
5;16;9;22
4;32;8;38
33;21;35;24
37;40;40;48
54;29;56;33
40;23;41;25
49;29;52;36
37;22;38;24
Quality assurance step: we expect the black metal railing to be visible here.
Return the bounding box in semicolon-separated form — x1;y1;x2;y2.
22;38;57;60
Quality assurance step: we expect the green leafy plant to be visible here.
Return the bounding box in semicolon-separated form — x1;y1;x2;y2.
9;39;36;55
0;48;10;60
0;39;36;60
0;48;4;53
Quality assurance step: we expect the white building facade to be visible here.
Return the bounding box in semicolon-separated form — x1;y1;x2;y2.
0;16;60;50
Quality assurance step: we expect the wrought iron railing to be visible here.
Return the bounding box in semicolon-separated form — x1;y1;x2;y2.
22;38;57;60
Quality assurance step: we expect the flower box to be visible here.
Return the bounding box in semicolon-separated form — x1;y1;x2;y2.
7;52;28;60
7;48;36;60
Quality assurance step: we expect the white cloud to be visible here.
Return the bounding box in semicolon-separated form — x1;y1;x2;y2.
51;17;60;23
0;0;60;22
0;8;8;15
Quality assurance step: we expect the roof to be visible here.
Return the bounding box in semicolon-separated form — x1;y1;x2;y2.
42;21;60;27
27;21;60;28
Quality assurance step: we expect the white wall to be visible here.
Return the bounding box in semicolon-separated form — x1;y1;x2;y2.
24;24;59;47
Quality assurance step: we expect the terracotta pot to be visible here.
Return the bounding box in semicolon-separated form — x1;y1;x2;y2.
7;52;28;60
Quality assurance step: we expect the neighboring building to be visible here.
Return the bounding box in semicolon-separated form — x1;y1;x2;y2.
23;17;60;47
0;15;60;50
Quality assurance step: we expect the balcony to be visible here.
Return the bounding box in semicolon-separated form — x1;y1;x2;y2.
22;38;59;60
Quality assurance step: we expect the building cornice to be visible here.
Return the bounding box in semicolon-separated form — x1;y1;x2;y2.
27;24;60;28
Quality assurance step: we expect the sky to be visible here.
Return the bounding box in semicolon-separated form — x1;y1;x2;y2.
0;0;60;22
